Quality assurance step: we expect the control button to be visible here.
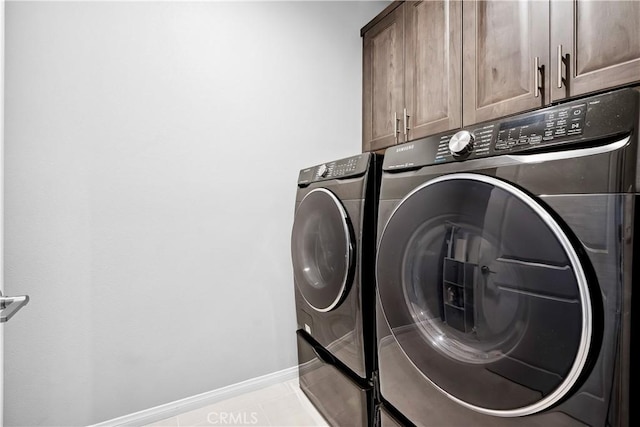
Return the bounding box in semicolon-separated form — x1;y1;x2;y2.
568;119;583;135
317;164;329;178
449;130;475;158
517;138;529;145
571;104;586;116
555;127;567;135
530;135;543;144
544;130;554;137
556;119;567;126
546;121;555;128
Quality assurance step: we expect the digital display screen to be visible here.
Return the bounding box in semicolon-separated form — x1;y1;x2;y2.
499;113;545;131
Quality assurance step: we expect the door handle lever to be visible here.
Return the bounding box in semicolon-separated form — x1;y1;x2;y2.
0;291;30;323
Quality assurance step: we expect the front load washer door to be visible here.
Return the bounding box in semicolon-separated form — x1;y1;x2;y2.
292;188;354;313
376;173;595;417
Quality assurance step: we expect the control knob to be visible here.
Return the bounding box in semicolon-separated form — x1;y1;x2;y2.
449;130;475;158
317;164;329;178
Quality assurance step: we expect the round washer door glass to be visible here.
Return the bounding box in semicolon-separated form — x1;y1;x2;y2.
377;173;593;417
291;188;353;312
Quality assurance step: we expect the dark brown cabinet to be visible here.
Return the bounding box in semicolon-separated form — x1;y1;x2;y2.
464;0;640;124
362;5;405;152
462;0;549;126
404;1;462;143
551;0;640;102
362;1;462;152
362;0;640;152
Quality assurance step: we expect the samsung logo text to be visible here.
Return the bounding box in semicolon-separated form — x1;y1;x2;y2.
396;144;415;152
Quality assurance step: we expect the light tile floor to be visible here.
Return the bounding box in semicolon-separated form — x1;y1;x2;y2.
146;379;329;427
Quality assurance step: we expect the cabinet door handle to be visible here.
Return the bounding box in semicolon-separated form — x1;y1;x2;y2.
393;111;399;143
534;56;541;98
557;45;564;88
403;108;410;138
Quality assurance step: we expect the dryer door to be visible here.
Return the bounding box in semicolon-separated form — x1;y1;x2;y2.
291;188;354;312
376;173;595;417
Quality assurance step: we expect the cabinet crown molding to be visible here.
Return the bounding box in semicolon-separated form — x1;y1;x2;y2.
360;1;404;37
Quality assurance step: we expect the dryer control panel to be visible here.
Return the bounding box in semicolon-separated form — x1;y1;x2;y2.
384;87;638;171
297;153;370;186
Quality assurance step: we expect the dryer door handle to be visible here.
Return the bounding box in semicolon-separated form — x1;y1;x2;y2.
1;291;30;323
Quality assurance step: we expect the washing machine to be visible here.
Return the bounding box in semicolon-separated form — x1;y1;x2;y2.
291;153;380;424
375;88;637;426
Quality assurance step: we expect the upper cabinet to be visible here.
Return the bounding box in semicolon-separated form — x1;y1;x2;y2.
551;0;640;102
362;5;405;152
362;1;462;152
462;0;549;126
404;1;462;143
361;0;640;152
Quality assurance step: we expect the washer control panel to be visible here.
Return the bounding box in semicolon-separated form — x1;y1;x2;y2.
298;153;369;186
384;88;637;171
436;104;586;162
495;103;586;152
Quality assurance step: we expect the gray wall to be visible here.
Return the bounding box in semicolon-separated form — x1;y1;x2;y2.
3;1;385;425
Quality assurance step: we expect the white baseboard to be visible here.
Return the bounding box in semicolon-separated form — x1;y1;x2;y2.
90;366;298;427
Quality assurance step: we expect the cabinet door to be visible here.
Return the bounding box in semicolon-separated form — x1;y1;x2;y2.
404;0;462;140
551;0;640;101
363;5;405;152
462;0;549;126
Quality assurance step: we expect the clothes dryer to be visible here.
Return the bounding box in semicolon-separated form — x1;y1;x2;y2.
297;330;373;427
376;88;637;426
291;153;380;424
